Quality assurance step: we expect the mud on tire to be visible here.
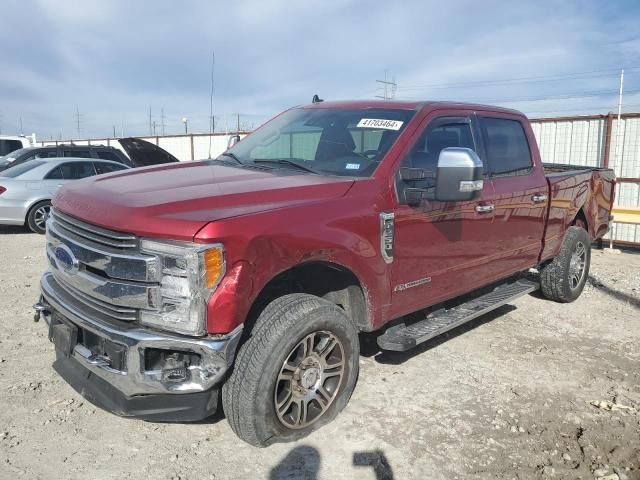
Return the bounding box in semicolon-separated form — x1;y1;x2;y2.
540;226;591;303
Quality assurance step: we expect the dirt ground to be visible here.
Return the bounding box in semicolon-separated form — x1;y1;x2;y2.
0;225;638;480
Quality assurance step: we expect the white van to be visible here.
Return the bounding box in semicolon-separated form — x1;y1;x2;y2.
0;134;37;156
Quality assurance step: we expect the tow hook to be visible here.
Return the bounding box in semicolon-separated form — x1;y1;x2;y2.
32;302;50;323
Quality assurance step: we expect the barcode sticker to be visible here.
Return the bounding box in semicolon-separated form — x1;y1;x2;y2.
356;118;403;130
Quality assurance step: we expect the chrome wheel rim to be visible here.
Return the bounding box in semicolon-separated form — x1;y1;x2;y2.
569;241;587;290
34;205;51;230
274;330;345;429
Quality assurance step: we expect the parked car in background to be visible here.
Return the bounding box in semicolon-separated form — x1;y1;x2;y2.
0;134;37;156
0;158;129;233
0;137;179;173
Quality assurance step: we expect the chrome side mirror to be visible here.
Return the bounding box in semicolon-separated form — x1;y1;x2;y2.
435;147;484;202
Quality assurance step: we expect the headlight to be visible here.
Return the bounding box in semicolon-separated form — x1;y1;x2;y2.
139;239;225;336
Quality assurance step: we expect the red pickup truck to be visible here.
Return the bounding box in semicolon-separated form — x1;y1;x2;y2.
35;100;615;447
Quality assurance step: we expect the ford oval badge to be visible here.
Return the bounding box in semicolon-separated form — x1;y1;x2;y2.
54;244;79;274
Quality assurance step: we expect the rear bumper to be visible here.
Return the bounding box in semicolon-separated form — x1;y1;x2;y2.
37;272;242;421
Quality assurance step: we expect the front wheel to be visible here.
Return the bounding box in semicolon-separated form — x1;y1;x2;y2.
540;226;591;302
222;294;360;447
26;200;51;234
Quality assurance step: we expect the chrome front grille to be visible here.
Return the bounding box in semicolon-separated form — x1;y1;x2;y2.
53;273;139;322
46;209;161;324
51;209;138;249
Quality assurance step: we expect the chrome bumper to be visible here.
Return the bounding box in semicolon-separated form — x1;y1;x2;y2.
38;272;242;397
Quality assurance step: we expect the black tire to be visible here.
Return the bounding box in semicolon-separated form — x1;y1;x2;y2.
222;293;360;447
540;226;591;303
26;200;52;234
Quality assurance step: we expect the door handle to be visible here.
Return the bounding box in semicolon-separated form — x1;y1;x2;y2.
475;204;495;214
532;193;548;203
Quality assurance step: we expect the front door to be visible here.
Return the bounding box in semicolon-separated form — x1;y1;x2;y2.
389;113;498;318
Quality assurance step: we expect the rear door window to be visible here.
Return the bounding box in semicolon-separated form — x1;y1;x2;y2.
96;150;124;163
63;149;92;158
94;162;128;174
479;117;532;176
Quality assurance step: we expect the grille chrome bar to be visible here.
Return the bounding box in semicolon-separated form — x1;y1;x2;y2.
54;274;139;321
51;209;138;249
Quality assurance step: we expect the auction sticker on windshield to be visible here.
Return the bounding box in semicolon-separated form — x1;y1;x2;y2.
356;119;403;130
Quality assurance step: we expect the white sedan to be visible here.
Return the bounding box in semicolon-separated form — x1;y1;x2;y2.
0;158;129;234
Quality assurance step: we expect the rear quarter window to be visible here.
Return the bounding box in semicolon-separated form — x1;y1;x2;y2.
480;117;532;176
0;140;23;156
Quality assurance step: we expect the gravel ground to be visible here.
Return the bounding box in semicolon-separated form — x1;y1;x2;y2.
0;225;638;480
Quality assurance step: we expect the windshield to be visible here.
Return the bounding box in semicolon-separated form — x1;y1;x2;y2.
223;107;416;177
0;160;45;178
0;147;35;167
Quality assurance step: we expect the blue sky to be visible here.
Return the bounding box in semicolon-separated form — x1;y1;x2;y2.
2;0;640;139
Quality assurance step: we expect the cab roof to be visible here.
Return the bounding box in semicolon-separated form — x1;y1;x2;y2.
302;99;523;116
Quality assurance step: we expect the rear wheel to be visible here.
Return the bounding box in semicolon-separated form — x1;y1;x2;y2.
540;226;591;302
26;200;51;234
222;293;359;447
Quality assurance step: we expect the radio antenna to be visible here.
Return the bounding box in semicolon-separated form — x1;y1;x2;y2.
208;50;215;158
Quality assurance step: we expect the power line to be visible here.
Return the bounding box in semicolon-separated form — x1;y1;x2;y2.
399;66;640;91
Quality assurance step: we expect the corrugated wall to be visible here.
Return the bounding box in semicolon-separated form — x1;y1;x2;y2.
531;114;640;244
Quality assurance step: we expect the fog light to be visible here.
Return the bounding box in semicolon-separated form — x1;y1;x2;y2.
161;354;190;384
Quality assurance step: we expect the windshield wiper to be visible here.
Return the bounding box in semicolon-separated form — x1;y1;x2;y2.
252;159;319;174
218;152;243;164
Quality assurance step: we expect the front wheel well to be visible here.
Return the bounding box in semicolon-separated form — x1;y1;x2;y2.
245;262;368;336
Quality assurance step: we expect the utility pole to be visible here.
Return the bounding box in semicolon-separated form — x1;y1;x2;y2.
149;107;153;136
0;113;3;135
160;108;166;136
20;116;24;135
237;113;240;133
75;107;82;139
153;120;157;136
609;68;625;249
113;125;116;138
375;69;397;100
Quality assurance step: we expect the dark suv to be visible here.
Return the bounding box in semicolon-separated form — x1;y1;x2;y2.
0;138;179;172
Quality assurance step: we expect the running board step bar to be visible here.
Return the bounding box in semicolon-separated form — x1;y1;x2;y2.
377;279;539;352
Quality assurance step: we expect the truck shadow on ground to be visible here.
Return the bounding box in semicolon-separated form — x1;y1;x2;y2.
269;445;395;480
587;274;640;310
360;304;517;365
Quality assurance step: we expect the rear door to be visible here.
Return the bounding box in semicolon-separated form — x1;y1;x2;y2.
477;114;548;275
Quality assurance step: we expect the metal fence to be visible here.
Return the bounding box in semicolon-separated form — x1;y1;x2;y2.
530;112;640;245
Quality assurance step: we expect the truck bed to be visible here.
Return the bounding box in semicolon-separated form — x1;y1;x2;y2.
540;162;615;261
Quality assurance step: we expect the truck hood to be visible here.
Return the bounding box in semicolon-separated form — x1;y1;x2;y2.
53;161;355;240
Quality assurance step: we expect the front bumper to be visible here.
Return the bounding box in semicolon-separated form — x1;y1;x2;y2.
37;272;242;420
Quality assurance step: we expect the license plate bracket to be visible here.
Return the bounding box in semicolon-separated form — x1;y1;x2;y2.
51;322;78;357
